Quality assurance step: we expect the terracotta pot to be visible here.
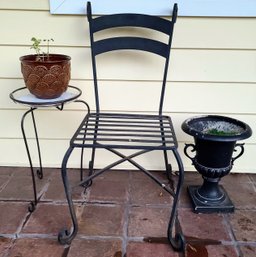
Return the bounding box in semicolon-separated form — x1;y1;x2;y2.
20;54;71;99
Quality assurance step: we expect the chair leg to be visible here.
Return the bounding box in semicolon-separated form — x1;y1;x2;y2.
89;147;96;176
80;147;85;181
83;147;96;188
159;118;172;181
163;149;172;181
58;147;78;245
73;99;91;184
167;149;185;252
79;146;93;188
86;115;99;187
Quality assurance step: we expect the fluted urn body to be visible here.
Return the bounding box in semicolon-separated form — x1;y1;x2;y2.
182;115;252;213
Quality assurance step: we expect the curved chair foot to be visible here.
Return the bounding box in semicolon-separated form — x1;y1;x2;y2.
169;232;186;252
81;180;92;188
81;160;93;187
59;147;79;245
167;149;185;252
28;201;36;212
37;169;43;179
166;163;172;181
58;228;76;245
79;161;93;188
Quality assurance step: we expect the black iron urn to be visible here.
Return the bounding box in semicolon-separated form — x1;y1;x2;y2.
182;115;252;213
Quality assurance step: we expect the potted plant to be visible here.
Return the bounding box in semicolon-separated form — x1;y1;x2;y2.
182;115;252;213
20;38;71;99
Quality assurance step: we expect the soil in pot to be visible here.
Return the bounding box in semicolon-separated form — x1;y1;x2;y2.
201;121;244;136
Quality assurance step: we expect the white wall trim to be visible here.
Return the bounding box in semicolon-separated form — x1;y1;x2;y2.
49;0;256;17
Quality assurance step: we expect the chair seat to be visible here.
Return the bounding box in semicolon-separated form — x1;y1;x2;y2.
71;112;178;150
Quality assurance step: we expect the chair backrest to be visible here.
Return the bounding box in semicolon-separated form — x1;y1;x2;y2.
87;1;178;114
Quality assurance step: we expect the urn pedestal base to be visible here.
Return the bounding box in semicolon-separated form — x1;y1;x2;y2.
188;185;234;213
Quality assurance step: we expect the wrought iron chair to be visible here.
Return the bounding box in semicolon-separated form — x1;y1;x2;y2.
58;1;185;251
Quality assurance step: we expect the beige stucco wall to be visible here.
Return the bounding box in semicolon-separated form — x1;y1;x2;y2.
0;0;255;172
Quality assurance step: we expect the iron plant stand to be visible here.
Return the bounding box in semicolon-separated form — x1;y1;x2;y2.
10;86;82;212
182;115;252;213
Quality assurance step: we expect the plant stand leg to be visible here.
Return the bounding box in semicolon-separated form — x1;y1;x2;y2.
21;108;43;212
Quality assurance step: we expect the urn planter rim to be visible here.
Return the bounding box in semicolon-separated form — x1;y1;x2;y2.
182;115;252;142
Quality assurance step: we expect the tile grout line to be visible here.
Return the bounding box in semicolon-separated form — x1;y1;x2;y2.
0;174;13;193
223;213;244;257
251;181;256;193
0;170;54;257
121;170;133;257
1;202;35;257
248;174;255;184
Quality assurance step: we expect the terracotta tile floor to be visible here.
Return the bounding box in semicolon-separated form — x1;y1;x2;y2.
0;166;255;257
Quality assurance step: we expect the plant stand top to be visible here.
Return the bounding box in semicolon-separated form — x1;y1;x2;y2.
10;86;81;108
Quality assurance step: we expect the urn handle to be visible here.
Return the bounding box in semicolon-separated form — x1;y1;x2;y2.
184;143;196;162
232;143;245;164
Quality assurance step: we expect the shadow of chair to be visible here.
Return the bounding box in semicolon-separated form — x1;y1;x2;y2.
58;1;185;251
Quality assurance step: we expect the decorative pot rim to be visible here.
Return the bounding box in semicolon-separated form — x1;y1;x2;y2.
20;54;71;63
182;115;252;142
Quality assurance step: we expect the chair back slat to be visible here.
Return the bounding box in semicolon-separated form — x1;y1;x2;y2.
94;37;169;57
87;1;178;114
89;14;173;35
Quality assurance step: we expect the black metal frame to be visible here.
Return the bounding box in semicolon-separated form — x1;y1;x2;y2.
58;2;185;251
9;86;82;212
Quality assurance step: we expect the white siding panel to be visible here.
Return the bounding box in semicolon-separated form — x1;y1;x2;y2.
0;139;29;166
72;49;256;82
90;81;256;114
2;110;255;145
0;0;49;10
0;46;92;80
0;79;24;109
1;139;255;173
1;11;256;50
174;18;256;50
3;80;256;148
0;10;88;46
171;49;256;83
1;110;84;140
165;82;256;114
4;79;255;115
